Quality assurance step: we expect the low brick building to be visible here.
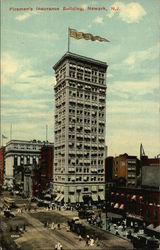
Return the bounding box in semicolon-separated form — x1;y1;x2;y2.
106;186;160;227
105;152;160;227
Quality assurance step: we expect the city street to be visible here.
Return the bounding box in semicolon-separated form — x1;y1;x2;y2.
0;192;133;250
1;203;133;250
15;209;133;250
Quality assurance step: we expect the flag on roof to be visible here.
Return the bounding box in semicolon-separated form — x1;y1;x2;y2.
69;28;110;42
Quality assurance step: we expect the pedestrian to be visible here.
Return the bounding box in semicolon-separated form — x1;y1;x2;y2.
90;237;94;246
57;223;60;230
55;241;62;250
86;235;89;246
51;222;55;230
23;224;26;231
127;230;132;239
115;229;119;235
88;218;91;224
16;225;19;232
78;235;82;241
86;238;89;246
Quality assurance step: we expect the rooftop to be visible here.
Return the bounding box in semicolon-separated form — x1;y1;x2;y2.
53;51;108;70
5;139;54;146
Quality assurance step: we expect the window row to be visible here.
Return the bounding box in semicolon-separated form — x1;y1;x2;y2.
67;176;104;182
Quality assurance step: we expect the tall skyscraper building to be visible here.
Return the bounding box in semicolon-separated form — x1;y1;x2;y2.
53;52;108;205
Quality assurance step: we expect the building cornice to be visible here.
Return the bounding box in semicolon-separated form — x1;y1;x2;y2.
53;52;108;71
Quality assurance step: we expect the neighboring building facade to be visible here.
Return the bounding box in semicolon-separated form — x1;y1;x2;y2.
53;52;108;205
38;145;54;193
141;155;160;189
4;139;53;187
141;155;160;166
142;165;160;188
0;146;5;186
112;153;140;187
105;156;114;183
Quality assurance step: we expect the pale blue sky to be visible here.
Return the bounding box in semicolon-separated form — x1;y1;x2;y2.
1;0;160;157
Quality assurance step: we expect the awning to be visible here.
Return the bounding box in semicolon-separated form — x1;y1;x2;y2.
91;186;97;192
55;194;60;201
92;194;98;201
44;194;51;199
69;195;76;203
98;185;104;190
155;225;160;232
99;193;105;201
43;200;50;205
145;225;160;233
147;224;154;230
114;203;119;208
131;195;136;200
119;204;124;209
78;195;83;203
127;214;143;221
107;212;123;219
69;187;75;193
58;195;64;202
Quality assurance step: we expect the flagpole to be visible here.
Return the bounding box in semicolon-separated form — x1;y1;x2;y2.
46;124;48;142
68;27;70;52
10;124;12;140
